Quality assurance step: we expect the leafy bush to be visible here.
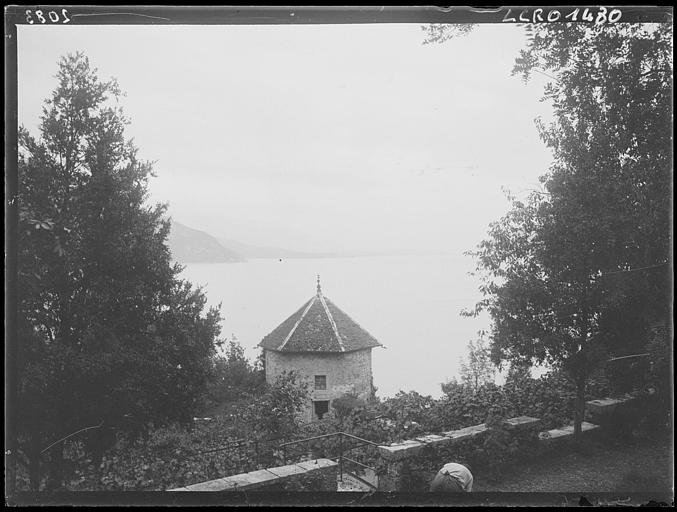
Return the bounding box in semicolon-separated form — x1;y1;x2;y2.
56;422;269;491
332;391;367;422
243;371;309;441
376;391;436;440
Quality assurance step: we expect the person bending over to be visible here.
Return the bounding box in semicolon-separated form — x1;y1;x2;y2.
429;462;473;492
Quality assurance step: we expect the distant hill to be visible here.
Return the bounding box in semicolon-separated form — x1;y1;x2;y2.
168;221;244;263
217;238;340;260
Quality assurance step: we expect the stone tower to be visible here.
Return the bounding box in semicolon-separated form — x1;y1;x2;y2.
258;277;383;421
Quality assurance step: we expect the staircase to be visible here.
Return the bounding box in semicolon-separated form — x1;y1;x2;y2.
279;431;380;492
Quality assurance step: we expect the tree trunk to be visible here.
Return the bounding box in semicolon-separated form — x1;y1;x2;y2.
573;376;586;443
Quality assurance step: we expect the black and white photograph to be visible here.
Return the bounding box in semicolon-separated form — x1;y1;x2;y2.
5;5;673;506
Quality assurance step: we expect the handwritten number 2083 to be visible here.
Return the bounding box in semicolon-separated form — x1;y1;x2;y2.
25;9;71;24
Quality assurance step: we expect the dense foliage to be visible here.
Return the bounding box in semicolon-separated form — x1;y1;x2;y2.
15;354;662;492
379;369;611;437
286;369;614;489
16;53;223;490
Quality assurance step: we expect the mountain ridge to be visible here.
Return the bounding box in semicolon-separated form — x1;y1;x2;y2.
168;220;413;263
217;237;343;260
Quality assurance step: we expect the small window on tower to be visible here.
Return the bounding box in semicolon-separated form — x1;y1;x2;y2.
314;375;327;390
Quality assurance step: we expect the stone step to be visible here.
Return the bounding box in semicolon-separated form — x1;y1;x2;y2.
538;421;600;444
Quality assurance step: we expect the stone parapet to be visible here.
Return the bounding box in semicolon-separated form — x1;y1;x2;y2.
377;439;425;461
378;417;539;462
442;423;488;443
414;434;450;447
503;415;540;430
169;458;338;492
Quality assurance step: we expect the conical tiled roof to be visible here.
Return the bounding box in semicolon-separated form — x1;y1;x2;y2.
258;279;383;353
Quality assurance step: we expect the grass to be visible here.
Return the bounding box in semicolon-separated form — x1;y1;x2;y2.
473;432;673;493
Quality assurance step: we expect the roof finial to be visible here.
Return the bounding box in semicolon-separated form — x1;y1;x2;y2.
316;274;322;296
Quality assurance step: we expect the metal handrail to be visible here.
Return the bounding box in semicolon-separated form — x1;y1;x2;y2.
343;440;378;452
608;353;650;362
277;431;380;484
40;421;105;455
342;456;374;472
338;432;381;447
279;431;341;448
279;431;379;449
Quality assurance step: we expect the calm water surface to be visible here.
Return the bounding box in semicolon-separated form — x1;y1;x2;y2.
180;254;490;398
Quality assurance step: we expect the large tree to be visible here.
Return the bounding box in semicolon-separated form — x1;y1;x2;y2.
432;23;673;439
531;23;670;322
16;53;223;489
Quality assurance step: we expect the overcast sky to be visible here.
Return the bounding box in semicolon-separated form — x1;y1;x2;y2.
18;23;554;254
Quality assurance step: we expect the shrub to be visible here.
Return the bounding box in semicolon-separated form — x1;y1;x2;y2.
203;339;265;411
242;371;309;441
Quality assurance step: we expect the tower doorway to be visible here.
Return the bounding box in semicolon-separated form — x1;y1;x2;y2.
313;400;330;420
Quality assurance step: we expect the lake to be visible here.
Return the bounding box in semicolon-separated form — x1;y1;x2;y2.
180;254;491;399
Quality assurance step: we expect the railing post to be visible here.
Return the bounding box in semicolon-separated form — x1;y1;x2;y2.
254;440;259;468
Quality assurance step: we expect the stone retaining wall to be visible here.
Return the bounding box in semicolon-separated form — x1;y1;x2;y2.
374;395;640;492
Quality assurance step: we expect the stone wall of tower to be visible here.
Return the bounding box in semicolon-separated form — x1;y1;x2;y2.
264;349;373;422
